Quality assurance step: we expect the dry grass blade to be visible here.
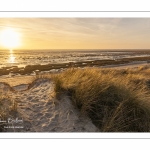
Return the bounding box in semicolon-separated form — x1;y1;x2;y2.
52;67;150;132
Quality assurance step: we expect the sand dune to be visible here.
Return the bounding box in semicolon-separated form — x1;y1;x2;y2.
0;62;148;132
0;78;99;132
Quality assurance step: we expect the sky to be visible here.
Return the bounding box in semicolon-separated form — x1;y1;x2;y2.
0;18;150;50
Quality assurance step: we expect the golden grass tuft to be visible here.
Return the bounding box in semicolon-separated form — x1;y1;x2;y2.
52;67;150;132
0;90;18;131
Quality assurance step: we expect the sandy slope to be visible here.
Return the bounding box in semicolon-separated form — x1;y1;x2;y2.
0;78;99;132
0;75;34;87
101;61;149;69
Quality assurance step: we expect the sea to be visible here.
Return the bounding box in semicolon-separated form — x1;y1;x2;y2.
0;49;150;68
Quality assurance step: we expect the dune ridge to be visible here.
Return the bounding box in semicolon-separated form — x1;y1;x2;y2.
0;78;98;132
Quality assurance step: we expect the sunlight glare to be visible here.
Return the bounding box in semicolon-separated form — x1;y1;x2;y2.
9;53;15;63
0;28;21;49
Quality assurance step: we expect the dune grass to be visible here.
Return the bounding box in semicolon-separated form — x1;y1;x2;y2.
0;90;18;132
52;67;150;132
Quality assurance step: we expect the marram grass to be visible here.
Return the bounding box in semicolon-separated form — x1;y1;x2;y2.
53;67;150;132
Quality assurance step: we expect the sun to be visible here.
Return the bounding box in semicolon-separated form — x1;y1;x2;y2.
0;28;21;49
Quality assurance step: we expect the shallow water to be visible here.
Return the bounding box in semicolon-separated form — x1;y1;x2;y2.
0;49;150;68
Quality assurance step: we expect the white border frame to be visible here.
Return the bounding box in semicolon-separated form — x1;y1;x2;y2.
1;12;150;18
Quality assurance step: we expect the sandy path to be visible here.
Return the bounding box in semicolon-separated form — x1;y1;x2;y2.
0;79;98;132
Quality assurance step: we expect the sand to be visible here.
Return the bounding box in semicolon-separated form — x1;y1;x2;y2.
0;78;99;132
0;75;34;87
101;61;148;69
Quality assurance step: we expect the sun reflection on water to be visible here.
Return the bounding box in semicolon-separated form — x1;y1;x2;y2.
9;49;16;63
